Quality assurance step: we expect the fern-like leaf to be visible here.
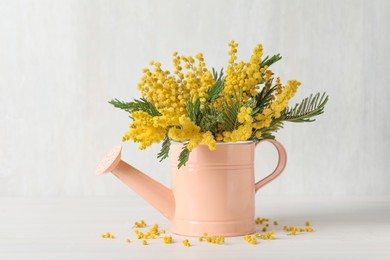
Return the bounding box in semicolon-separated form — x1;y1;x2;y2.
206;79;224;103
260;120;284;138
252;86;276;115
212;67;224;81
157;134;171;162
221;88;242;131
260;54;282;68
109;98;161;117
199;108;224;134
108;99;131;111
185;96;201;124
282;92;328;122
177;144;190;169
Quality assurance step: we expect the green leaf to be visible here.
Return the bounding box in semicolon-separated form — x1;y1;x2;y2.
211;67;224;81
108;98;132;111
221;93;240;131
109;98;161;117
260;54;282;68
282;92;328;123
177;144;190;169
252;86;276;115
199;109;224;134
260;120;284;136
157;134;171;162
260;132;276;139
185;96;201;124
206;79;224;103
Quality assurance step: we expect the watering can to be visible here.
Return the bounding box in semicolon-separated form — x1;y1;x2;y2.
96;140;287;237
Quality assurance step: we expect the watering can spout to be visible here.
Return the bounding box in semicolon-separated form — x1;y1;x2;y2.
96;145;175;220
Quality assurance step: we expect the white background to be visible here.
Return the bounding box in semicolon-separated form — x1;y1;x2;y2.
1;0;389;197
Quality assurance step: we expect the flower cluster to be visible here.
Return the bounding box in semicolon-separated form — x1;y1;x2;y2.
134;222;167;240
223;41;264;100
182;239;191;247
167;116;216;151
122;111;166;150
137;52;215;115
110;40;327;167
163;235;173;244
198;233;225;244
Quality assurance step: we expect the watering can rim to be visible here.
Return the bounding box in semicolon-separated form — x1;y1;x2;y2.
96;145;122;175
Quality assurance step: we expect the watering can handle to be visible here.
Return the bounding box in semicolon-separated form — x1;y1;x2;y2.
254;139;287;193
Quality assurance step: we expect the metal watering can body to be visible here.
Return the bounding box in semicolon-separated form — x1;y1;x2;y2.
96;139;287;237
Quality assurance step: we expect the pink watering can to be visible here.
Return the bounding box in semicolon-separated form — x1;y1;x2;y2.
96;139;287;237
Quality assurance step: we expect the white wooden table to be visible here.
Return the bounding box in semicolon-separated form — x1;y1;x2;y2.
1;197;389;260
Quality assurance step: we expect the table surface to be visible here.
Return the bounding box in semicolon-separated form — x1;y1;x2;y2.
1;196;389;260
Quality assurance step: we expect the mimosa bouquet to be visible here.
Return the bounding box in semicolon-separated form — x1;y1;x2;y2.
110;40;328;168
